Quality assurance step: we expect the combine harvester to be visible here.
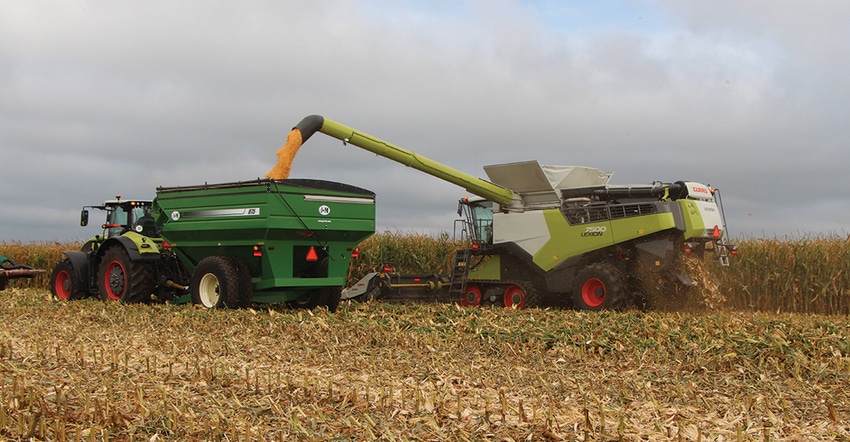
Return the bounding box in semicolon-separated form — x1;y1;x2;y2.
270;115;736;310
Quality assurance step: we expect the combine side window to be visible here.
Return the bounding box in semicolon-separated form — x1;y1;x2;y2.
469;202;494;245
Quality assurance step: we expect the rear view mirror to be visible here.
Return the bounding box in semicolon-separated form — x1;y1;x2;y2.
80;209;89;227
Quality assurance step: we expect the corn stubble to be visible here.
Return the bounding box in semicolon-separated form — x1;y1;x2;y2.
2;288;848;440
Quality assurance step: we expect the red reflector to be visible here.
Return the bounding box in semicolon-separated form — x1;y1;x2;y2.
712;226;721;238
731;249;738;255
414;278;421;282
684;247;692;254
472;242;479;250
306;246;319;262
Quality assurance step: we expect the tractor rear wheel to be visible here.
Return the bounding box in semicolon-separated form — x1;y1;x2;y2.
50;259;85;301
572;263;626;311
97;247;155;303
191;256;252;309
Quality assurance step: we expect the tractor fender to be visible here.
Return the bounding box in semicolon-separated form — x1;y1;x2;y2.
60;251;90;285
97;236;160;262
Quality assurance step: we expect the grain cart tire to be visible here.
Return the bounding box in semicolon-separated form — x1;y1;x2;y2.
325;286;342;313
97;246;155;303
503;282;541;309
50;259;85;301
571;263;626;311
460;284;482;307
287;258;336;311
191;256;252;309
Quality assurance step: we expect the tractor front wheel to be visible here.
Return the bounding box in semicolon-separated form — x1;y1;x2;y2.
97;247;155;303
571;263;626;311
50;259;85;301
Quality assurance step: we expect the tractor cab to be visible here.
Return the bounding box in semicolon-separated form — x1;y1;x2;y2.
81;195;158;238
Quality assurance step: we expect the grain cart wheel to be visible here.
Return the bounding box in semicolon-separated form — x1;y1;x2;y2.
191;256;252;309
460;284;482;307
50;259;85;301
571;263;626;311
286;258;334;311
97;247;155;303
503;283;541;309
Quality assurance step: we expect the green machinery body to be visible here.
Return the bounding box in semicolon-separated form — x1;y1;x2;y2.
153;179;375;304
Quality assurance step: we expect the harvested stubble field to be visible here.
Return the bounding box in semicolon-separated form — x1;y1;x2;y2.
1;288;849;441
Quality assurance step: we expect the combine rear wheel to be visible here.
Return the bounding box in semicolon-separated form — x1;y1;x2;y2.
50;259;85;301
191;256;252;309
502;283;541;309
97;247;155;303
571;263;626;311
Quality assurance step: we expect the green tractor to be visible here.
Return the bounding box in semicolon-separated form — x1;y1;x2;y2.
50;196;169;303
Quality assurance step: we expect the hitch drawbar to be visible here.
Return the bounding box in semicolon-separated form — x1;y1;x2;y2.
341;270;449;302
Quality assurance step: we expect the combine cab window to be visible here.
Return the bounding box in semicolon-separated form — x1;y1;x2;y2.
469;201;494;244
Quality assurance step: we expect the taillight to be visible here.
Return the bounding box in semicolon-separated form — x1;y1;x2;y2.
351;247;359;259
253;245;262;257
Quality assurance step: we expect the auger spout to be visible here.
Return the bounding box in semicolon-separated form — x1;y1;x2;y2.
267;115;518;207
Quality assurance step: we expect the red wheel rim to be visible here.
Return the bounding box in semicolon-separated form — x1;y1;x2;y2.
460;284;481;307
54;270;71;300
103;260;126;300
581;277;606;308
503;284;526;309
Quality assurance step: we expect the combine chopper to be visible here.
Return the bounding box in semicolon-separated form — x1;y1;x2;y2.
272;115;736;310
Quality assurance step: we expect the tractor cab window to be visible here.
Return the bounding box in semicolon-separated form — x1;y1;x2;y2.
106;206;129;237
132;206;158;237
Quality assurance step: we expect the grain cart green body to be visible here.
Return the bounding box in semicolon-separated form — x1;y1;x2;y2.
50;178;375;311
153;179;375;309
281;115;736;310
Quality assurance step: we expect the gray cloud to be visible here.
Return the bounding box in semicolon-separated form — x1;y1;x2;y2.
2;0;848;242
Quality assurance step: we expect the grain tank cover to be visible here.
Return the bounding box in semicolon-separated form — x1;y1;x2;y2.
483;161;612;208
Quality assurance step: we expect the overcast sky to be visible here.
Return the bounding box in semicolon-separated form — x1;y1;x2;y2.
2;0;848;242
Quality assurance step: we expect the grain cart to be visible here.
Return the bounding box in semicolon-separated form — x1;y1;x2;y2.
275;115;736;310
50;179;375;311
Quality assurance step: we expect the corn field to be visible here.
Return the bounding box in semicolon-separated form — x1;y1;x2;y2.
2;234;850;439
1;287;849;440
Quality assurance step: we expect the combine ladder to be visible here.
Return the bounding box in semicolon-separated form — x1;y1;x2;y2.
448;248;471;302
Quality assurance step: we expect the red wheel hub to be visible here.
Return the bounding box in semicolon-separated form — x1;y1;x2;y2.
460;284;481;307
103;260;126;300
581;277;606;308
503;284;526;309
54;270;71;300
